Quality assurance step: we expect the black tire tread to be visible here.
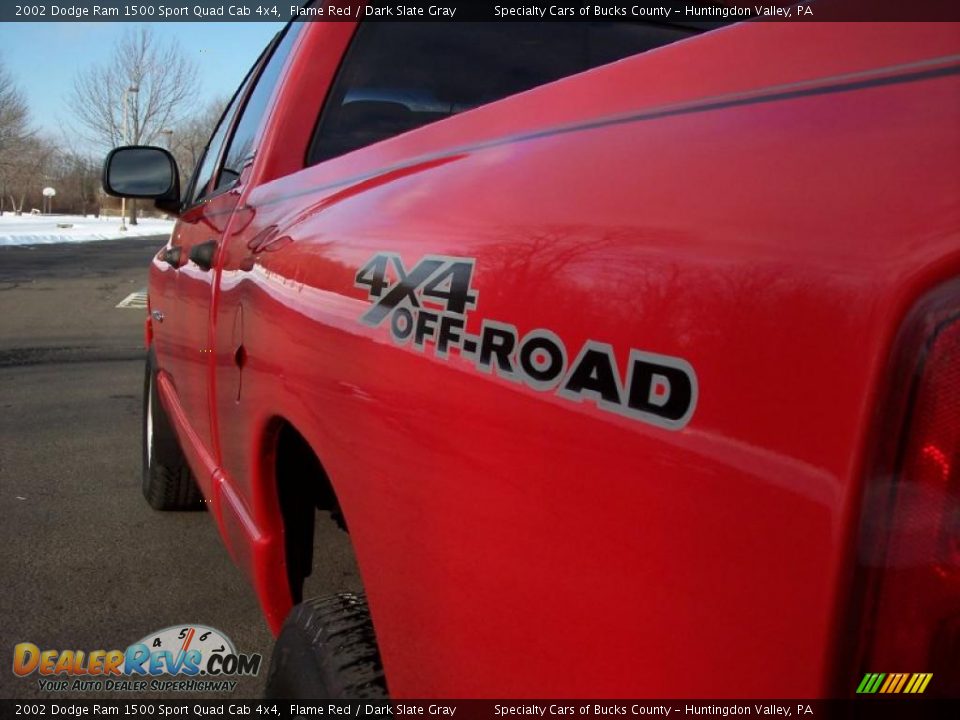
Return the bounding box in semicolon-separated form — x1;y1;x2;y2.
145;458;203;510
143;351;204;511
265;592;387;699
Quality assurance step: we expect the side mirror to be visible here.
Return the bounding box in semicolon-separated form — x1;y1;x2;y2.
102;146;181;215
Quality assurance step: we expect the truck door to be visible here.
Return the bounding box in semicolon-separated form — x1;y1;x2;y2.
201;24;302;465
150;40;276;474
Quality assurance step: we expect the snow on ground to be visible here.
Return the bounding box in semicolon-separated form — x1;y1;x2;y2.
0;214;174;246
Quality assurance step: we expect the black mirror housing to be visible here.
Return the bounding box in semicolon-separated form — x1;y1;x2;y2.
102;145;181;215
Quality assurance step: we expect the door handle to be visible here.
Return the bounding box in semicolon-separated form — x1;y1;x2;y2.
189;240;218;271
161;246;181;268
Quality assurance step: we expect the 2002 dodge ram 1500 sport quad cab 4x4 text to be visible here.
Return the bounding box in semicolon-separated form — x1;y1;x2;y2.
103;12;960;699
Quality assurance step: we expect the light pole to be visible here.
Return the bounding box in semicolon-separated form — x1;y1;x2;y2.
160;129;174;150
120;83;139;231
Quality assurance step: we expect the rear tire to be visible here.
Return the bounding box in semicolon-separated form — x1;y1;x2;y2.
265;593;388;699
142;349;203;510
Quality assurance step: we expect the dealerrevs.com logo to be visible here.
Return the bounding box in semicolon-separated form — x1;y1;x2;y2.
13;625;261;693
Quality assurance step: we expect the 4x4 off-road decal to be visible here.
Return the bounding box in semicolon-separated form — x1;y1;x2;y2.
355;253;697;430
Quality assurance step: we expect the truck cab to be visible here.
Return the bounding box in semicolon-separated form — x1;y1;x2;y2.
104;16;960;698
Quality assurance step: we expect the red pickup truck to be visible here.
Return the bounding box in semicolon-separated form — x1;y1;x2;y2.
103;17;959;699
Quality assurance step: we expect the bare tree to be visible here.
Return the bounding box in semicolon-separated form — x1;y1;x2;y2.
0;59;33;215
69;27;196;224
5;136;55;215
171;96;227;183
46;150;100;216
0;61;30;153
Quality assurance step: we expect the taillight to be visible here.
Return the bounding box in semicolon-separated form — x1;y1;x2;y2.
846;283;960;697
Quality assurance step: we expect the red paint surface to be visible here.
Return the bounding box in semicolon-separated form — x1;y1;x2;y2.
145;22;960;696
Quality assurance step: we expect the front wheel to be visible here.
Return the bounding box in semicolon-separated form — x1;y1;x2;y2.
265;593;388;699
142;349;203;510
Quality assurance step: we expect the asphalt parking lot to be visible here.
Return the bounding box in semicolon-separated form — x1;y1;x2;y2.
0;237;274;699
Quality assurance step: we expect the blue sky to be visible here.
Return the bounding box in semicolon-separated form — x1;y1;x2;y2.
0;22;284;150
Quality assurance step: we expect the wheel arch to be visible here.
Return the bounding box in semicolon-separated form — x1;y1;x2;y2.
255;416;363;623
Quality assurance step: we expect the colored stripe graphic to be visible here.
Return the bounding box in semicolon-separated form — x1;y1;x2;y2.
882;673;902;693
892;673;909;693
858;672;932;694
858;673;878;693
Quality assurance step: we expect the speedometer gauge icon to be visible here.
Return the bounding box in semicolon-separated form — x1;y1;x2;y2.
134;624;235;673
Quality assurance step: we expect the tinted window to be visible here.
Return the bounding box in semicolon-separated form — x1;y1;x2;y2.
217;24;300;191
187;65;259;204
308;22;696;165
